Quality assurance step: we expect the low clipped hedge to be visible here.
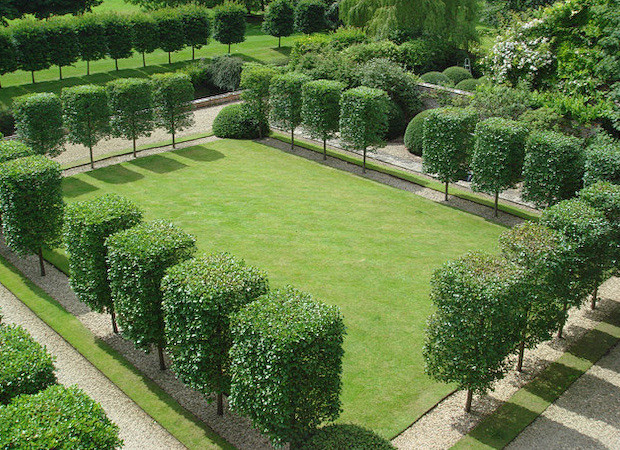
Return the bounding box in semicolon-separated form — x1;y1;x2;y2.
0;324;57;404
212;104;268;139
420;71;453;87
455;78;482;92
0;140;34;163
0;385;122;449
404;109;434;156
442;66;472;84
302;424;395;450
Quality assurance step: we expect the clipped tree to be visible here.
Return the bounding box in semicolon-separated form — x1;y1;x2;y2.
522;130;584;208
0;28;18;88
302;424;395;450
339;86;390;173
12;93;65;157
471;118;528;216
162;253;269;416
153;8;186;64
0;385;122;450
151;72;195;148
240;63;278;136
229;286;345;448
179;5;211;60
301;79;344;159
212;2;246;54
44;16;79;80
76;13;108;76
0;156;64;276
540;199;612;336
62;85;111;168
583;132;620;186
12;18;50;84
422;107;478;201
64;194;142;333
270;72;312;150
0;324;57;404
294;0;327;34
131;13;159;67
500;222;567;371
107;78;154;157
0;140;34;163
106;220;196;370
102;13;134;71
262;0;294;48
423;252;521;412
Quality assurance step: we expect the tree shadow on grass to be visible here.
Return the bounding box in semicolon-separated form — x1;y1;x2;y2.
86;165;144;184
62;177;100;198
128;154;188;174
175;146;225;163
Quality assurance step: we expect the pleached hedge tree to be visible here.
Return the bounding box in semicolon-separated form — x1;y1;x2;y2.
0;140;34;163
162;253;269;416
240;63;278;137
0;28;17;88
262;0;295;48
12;18;50;83
269;71;312;150
75;14;108;76
106;220;196;370
64;194;143;334
13;93;65;157
102;13;134;71
179;5;211;60
0;156;64;276
131;13;159;67
153;9;186;64
229;286;345;448
62;85;111;168
151;73;195;148
44;16;79;81
212;2;246;54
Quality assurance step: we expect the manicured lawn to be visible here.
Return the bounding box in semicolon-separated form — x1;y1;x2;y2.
0;23;293;109
61;139;505;438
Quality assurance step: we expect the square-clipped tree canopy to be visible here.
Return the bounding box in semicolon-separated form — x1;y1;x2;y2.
0;140;34;164
106;220;196;351
229;286;345;448
269;71;312;131
12;93;65;157
0;385;122;450
0;324;57;404
0;155;64;256
583;132;620;186
301;79;345;144
64;194;143;315
162;252;269;399
339;86;390;152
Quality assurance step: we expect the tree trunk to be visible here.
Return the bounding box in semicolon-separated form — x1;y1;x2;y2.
59;65;63;80
278;36;281;48
172;131;176;149
290;128;294;150
89;144;94;169
323;139;327;160
494;191;499;217
168;52;171;64
110;310;119;334
591;286;598;310
132;138;137;158
115;59;119;71
142;52;146;67
217;392;223;416
465;389;473;412
38;247;45;277
445;181;449;201
87;60;90;76
363;148;367;173
157;345;166;370
228;43;231;54
558;300;568;339
192;46;195;60
516;340;525;372
31;71;35;84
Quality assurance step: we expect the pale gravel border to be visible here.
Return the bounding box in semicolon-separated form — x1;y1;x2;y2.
0;280;184;450
392;278;620;449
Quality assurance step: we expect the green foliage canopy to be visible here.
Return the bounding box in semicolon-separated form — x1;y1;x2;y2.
151;72;195;147
12;93;65;157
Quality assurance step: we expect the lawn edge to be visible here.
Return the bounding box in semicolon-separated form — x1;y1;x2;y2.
0;252;233;450
451;303;620;449
268;132;540;222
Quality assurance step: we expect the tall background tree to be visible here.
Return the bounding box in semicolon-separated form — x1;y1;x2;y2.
151;72;195;148
76;14;108;76
301;79;344;159
262;0;294;48
12;18;50;84
131;13;160;67
212;2;246;54
12;93;65;157
179;5;211;60
44;16;80;81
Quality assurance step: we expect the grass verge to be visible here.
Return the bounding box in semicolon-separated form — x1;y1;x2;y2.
269;131;540;222
452;304;620;449
0;253;232;450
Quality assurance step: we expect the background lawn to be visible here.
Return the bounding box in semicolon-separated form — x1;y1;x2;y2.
61;139;505;438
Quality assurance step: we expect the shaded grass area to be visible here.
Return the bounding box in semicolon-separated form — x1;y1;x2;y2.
452;305;620;449
269;131;541;222
54;139;505;438
0;23;293;109
0;253;231;450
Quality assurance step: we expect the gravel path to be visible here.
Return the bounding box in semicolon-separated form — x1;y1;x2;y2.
0;283;185;450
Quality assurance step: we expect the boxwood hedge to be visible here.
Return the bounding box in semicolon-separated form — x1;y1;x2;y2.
442;66;472;84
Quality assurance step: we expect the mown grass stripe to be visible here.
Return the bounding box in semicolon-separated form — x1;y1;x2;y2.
0;253;232;450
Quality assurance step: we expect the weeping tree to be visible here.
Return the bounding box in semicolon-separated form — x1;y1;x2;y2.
75;13;108;76
269;72;312;150
131;13;159;68
151;73;195;148
262;0;294;48
64;194;142;334
62;84;111;168
44;16;79;81
301;79;345;160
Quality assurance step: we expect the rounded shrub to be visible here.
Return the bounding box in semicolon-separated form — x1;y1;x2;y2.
455;78;482;92
0;324;57;404
420;71;453;87
442;66;472;84
0;140;34;163
213;104;267;139
404;109;434;156
302;424;395;449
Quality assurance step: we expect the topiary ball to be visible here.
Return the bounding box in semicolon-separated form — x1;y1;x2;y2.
442;66;472;84
301;424;395;450
404;109;434;155
212;104;269;139
420;71;453;87
455;78;481;92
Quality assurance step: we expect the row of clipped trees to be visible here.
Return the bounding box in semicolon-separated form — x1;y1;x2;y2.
424;179;620;411
0;149;392;448
11;73;194;167
0;4;249;85
0;312;121;448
